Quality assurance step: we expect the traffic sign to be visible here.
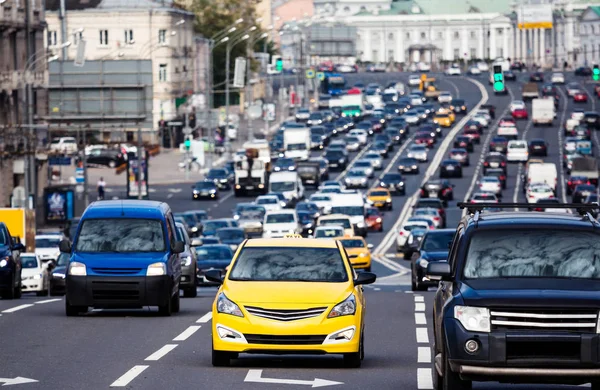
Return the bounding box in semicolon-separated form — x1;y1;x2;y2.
317;72;325;81
306;69;315;79
75;167;84;183
492;65;504;92
49;157;72;166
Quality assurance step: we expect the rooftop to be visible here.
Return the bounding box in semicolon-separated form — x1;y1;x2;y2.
354;0;512;16
45;0;189;12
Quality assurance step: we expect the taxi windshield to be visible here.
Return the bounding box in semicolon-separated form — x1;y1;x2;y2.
229;247;348;282
370;191;389;197
339;239;365;248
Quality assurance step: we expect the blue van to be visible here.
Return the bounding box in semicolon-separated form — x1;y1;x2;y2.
59;200;184;316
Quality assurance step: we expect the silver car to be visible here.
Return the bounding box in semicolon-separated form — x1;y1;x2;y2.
344;169;369;188
345;136;361;152
478;176;502;197
353;160;375;178
407;144;429;162
404;112;420;124
175;222;198;297
363;152;383;170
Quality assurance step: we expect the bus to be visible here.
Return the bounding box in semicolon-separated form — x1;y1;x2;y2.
321;73;346;96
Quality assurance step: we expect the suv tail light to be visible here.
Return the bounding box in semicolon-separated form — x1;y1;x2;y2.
433;217;440;221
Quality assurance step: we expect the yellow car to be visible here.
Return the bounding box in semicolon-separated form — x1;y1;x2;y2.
437;107;456;123
434;113;452;128
366;187;393;210
338;237;373;272
207;237;376;367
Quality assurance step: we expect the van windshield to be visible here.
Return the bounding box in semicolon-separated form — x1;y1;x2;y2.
331;206;364;216
75;218;166;252
271;181;295;192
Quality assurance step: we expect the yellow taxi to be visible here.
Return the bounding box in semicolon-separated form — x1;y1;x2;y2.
338;237;373;272
433;112;452;128
366;187;393;210
207;238;376;367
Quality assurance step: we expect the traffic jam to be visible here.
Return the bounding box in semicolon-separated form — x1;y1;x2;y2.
3;62;600;390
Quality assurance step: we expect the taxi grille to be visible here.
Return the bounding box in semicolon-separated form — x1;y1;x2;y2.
244;334;326;345
244;306;327;321
490;308;598;333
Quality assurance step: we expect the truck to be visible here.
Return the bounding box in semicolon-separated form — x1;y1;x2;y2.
234;148;268;197
0;208;35;253
492;57;510;72
341;93;363;117
328;96;343;111
522;82;539;100
296;161;321;187
283;127;310;161
321;73;346;96
532;98;555;126
241;139;271;166
330;193;367;237
523;162;558;193
571;156;599;186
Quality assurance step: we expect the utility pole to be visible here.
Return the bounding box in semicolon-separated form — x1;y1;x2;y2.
246;38;253;142
205;38;213;169
184;112;190;181
137;128;143;200
279;61;285;122
24;0;33;209
59;0;68;60
82;126;89;206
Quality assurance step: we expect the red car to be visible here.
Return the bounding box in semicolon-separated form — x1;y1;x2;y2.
365;207;383;231
463;128;481;144
574;91;588;102
499;117;516;127
415;132;435;148
511;108;528;119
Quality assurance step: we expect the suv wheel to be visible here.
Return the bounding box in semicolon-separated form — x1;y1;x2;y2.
591;382;600;390
171;291;180;313
65;298;87;316
441;345;471;390
14;279;22;299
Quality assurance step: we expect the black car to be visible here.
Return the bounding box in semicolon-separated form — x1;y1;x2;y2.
575;66;592;76
379;172;406;195
420;179;454;204
49;252;68;296
205;168;232;190
370;142;389;158
273;157;296;172
398;157;419;174
529;72;544;82
572;183;596;203
374;134;393;152
453;136;474;152
428;203;600;390
196;245;234;286
489;136;508;153
440;159;463;178
324;150;347;170
485;167;507;189
503;70;516;80
400;229;427;261
356;120;374;135
464;120;483;134
297;211;316;237
369;117;384;133
86;148;127;168
0;222;25;299
307;111;325;126
409;228;454;291
483;152;507;174
528;138;548;156
452;99;467;114
192;181;219;200
421;123;442;138
310;126;329;144
385;128;403;144
583;111;600;130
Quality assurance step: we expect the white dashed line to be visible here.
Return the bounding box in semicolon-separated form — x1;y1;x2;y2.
418;347;432;363
414;296;424;302
417;368;434;389
145;344;178;361
416;328;429;343
415;302;425;312
1;304;34;313
35;298;62;304
110;365;149;387
415;312;427;325
173;326;201;341
196;311;212;323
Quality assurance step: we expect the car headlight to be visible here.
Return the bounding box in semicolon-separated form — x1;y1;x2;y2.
328;294;356;318
361;178;367;183
375;217;382;223
146;262;166;276
454;306;491;333
233;214;240;220
359;253;367;258
210;189;217;193
356;222;365;228
366;199;373;204
53;272;66;279
419;259;429;268
386;197;392;202
399;182;405;186
338;158;345;163
182;256;192;267
217;293;244;317
193;189;199;194
68;261;87;276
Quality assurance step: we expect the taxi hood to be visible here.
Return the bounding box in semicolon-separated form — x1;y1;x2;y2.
224;280;353;305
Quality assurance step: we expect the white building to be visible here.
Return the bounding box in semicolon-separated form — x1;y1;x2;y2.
578;6;600;65
45;0;195;137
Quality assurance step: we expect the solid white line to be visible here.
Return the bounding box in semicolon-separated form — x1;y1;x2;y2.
336;142;373;181
415;312;427;325
144;344;178;361
217;191;234;204
35;298;62;304
110;365;149;387
173;325;201;341
418;347;432;363
1;304;34;313
414;295;424;302
415;302;426;312
196;311;213;323
417;368;434;389
373;287;381;291
416;327;430;343
166;193;174;199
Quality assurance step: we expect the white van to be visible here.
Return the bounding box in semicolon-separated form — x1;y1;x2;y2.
507;140;529;162
527;162;558;192
330;193;367;237
262;210;301;238
269;171;304;206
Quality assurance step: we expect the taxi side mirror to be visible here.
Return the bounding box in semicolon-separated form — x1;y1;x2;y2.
205;269;224;284
354;272;376;286
367;243;374;249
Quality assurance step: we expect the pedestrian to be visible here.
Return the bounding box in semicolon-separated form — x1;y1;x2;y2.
563;60;568;71
97;177;106;200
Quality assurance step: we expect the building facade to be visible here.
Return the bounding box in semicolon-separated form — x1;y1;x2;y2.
45;0;195;143
579;6;600;65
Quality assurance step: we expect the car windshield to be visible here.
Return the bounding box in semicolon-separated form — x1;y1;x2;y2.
175;214;196;226
195;182;215;189
422;231;454;251
257;197;278;204
404;224;427;231
411;146;426;151
383;174;401;181
36;237;61;248
348;170;364;177
216;229;245;240
229;247;348;282
271;182;295;192
331;206;364;216
21;255;38;268
320;219;351;229
311;196;331;202
204;220;229;231
196;246;233;260
207;169;227;178
75;219;166;252
339;239;365;248
465;230;600;280
266;213;295;224
297;203;318;212
370;191;389;197
355;161;371;168
531;186;552;193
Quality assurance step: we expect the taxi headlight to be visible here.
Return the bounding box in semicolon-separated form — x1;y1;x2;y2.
146;262;166;276
68;261;87;276
454;306;491;333
386;197;392;202
328;295;356;318
324;326;356;344
359;253;368;258
217;293;244;317
419;259;429;268
182;256;192;267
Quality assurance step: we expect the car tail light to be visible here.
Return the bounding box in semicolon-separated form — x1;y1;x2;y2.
399;231;404;236
433;217;440;221
483;162;489;166
479;183;483;187
501;162;506;166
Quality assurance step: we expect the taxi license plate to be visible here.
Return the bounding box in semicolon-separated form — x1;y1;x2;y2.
374;202;384;207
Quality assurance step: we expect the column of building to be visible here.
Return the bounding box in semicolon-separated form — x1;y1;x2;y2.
396;28;405;64
478;24;484;59
539;28;546;67
363;28;371;62
503;27;509;59
490;26;496;59
445;27;452;60
379;29;386;63
461;27;468;61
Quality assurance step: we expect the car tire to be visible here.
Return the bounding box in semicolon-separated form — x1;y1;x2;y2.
184;278;198;298
365;266;371;272
65;298;87;316
212;345;233;367
442;345;472;390
343;337;362;368
172;291;180;313
158;292;173;316
13;279;21;299
378;225;384;232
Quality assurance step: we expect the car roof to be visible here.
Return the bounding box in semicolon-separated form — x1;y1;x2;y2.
465;211;597;230
82;200;169;219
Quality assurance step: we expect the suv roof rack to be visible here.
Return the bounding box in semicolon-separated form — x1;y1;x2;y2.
457;202;599;223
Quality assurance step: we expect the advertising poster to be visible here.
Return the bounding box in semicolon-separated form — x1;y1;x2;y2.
45;189;74;223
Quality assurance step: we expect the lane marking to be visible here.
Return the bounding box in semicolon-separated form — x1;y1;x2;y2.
35;298;62;304
415;312;427;325
414;296;424;302
336;142;373;182
196;311;213;323
416;327;429;343
512;117;533;207
144;344;178;361
173;325;201;341
217;191;234;204
418;347;432;363
373;287;381;291
167;194;173;199
415;302;425;312
417;368;434;389
1;304;34;313
110;365;149;387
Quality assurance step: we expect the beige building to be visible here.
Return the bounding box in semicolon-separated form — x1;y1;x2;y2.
45;0;195;137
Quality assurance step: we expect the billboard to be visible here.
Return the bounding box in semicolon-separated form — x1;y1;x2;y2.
126;152;149;199
44;188;74;224
518;4;553;29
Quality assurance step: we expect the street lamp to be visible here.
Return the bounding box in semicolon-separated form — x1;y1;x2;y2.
224;32;251;140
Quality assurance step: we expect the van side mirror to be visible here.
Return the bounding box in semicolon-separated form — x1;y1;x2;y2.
11;242;25;252
205;269;224;284
171;241;185;254
59;239;72;253
426;261;452;281
367;243;374;249
354;271;376;286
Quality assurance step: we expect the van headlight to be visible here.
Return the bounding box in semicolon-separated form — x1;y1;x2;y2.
146;262;166;276
182;256;192;267
454;306;490;332
217;293;244;317
328;295;356;318
68;261;87;276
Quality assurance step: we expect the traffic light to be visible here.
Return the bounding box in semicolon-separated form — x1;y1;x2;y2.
492;65;504;92
276;58;283;72
188;113;196;129
184;136;191;151
593;65;599;81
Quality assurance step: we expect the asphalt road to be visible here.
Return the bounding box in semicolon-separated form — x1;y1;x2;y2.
1;71;595;390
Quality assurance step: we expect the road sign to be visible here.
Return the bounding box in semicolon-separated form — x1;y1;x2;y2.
167;121;182;126
263;103;275;121
75;167;84;184
305;69;315;79
74;39;86;67
492;65;504;92
317;72;325;81
233;57;247;88
248;103;263;120
49;157;72;166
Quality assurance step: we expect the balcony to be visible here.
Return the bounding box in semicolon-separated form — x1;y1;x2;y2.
0;70;47;92
0;72;19;92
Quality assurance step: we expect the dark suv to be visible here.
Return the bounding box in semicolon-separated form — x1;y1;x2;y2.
428;203;600;390
0;222;25;299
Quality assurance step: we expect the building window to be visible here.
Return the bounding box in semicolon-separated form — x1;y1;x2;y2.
388;33;394;40
470;48;477;58
438;31;443;39
453;48;459;59
470;31;476;39
454;31;459;39
124;29;134;44
421;32;426;39
159;64;167;81
72;31;83;44
388;50;394;61
99;29;109;45
47;31;57;46
406;32;410;39
344;6;350;13
158;29;167;44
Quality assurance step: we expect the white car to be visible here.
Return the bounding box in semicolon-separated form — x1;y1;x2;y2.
349;129;368;145
20;253;49;296
354;160;374;178
314;225;345;239
551;72;565;84
506;140;529;162
472;114;489;128
309;194;333;214
404;112;421;124
408;74;421;86
446;66;461;76
262;210;301;238
509;100;526;111
363;152;383;169
418;62;431;72
396;221;430;250
438;92;453;103
497;124;519;139
566;83;580;97
49;137;78;154
468;66;481;75
255;195;283;212
478;176;502;197
35;234;62;263
527;184;555;203
571;110;585;121
337;64;354;73
470;192;499;203
476;62;489;71
412;208;443;228
409;96;423;107
407;144;429;162
475;110;491;122
345;136;361;152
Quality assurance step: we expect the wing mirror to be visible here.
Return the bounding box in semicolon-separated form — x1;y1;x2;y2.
59;239;72;253
11;242;25;252
354;272;376;286
367;243;374;249
426;261;452;281
204;269;224;284
171;241;185;254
